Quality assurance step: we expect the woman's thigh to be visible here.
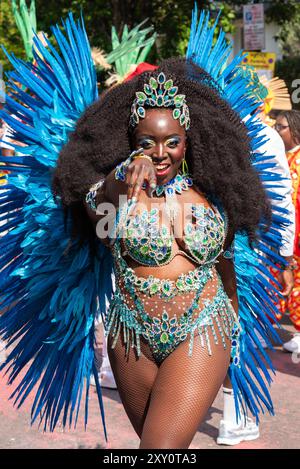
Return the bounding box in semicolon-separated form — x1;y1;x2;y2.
140;329;231;449
107;333;159;437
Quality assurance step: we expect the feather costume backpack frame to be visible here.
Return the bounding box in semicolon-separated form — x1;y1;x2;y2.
0;7;291;440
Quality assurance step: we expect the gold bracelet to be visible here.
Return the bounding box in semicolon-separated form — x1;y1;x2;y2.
132;153;153;163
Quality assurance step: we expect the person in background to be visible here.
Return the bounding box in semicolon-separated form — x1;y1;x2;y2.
1;121;15;158
91;314;117;390
217;75;295;446
0;118;5;140
275;110;300;353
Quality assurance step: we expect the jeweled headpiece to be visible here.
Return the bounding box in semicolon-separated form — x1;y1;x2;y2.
129;72;190;130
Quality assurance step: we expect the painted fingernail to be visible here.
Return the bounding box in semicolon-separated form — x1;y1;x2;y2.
150;182;156;189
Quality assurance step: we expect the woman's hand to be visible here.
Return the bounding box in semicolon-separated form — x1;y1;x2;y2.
278;269;294;297
125;157;157;201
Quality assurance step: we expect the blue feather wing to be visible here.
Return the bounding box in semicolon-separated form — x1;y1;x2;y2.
187;6;290;422
0;13;113;437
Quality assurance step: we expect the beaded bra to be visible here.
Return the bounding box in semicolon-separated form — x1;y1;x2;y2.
121;202;226;267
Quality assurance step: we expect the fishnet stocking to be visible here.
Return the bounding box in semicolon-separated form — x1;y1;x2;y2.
140;329;231;448
107;333;158;437
107;266;233;447
108;323;231;448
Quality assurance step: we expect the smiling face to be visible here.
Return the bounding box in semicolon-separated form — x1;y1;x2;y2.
132;108;187;185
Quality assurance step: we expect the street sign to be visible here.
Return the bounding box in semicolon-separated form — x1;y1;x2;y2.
242;51;276;80
243;3;265;51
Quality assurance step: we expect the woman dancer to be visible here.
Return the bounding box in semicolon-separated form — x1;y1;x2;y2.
53;58;270;448
0;9;289;448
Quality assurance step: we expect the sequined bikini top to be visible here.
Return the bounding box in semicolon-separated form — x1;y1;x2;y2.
120;203;226;267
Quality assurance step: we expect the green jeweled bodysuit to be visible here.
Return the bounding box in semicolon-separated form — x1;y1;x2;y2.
106;198;240;363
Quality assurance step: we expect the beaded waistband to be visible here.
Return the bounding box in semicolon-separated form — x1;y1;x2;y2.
118;264;213;301
107;282;239;363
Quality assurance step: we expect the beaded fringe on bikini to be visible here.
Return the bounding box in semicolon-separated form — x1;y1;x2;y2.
106;288;240;363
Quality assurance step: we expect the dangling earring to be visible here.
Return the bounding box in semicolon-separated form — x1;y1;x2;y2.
181;151;189;176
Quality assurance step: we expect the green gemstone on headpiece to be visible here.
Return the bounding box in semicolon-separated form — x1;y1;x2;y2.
144;84;152;95
149;77;158;90
173;108;180;120
137;107;146;119
130;73;190;130
164;97;172;106
137;107;146;118
174;94;185;105
168;86;178;97
136;91;147;102
158;72;166;84
164;79;173;90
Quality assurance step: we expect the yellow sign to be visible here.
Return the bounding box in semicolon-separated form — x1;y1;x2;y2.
242;52;276;79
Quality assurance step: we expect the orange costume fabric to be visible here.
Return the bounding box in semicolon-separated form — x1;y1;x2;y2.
274;146;300;331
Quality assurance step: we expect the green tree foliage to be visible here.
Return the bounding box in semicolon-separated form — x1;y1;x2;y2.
0;0;26;71
218;0;299;25
1;0;299;80
1;0;238;70
276;2;300;57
